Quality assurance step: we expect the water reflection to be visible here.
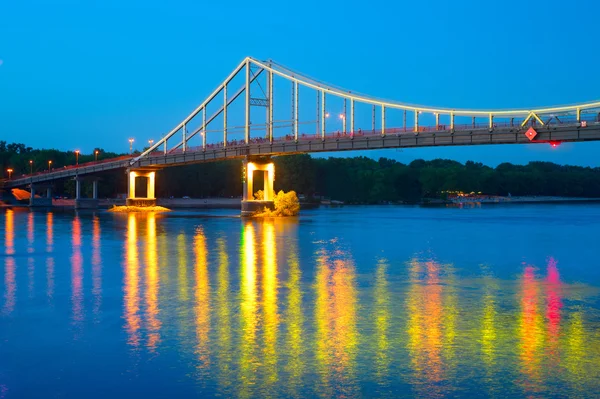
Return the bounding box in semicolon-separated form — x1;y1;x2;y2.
285;224;304;396
315;242;358;397
216;237;233;393
262;220;279;388
27;203;35;297
71;216;84;326
193;226;210;373
46;213;54;301
2;209;15;315
373;258;391;387
406;257;458;398
4;208;14;255
145;214;160;351
92;216;102;318
3;209;600;398
239;222;258;398
124;214;140;347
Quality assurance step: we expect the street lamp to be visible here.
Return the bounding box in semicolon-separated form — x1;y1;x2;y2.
75;150;80;165
95;150;99;162
129;138;134;154
48;160;52;171
148;139;154;147
7;168;13;179
339;113;346;133
29;160;33;174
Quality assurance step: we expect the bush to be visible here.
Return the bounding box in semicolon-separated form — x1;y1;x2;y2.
255;190;300;217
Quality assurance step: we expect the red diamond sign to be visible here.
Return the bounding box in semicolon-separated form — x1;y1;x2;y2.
525;127;537;141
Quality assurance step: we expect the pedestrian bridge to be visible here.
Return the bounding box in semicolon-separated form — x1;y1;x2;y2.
3;57;600;212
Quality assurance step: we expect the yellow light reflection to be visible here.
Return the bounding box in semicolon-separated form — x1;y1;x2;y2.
71;216;84;325
406;257;456;397
262;220;279;387
178;233;189;302
240;221;258;399
124;214;140;348
374;258;391;385
481;275;498;367
216;237;233;393
194;226;210;371
315;245;358;397
145;213;161;351
285;230;304;393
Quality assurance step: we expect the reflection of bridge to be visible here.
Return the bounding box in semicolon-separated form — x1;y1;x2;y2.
3;57;600;212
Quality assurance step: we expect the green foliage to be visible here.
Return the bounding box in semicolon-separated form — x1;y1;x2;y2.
255;190;300;217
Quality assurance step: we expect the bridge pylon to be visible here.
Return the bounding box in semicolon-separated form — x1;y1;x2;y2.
241;156;275;216
126;168;158;207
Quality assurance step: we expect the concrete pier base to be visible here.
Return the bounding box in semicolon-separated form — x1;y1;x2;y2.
126;198;157;207
29;198;53;207
75;199;100;209
241;200;274;217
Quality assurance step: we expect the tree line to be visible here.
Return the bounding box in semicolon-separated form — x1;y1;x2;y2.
3;142;600;202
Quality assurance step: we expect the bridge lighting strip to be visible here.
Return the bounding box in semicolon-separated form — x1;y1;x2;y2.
132;56;600;164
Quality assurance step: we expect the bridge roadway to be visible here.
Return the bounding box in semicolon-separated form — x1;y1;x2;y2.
4;121;600;189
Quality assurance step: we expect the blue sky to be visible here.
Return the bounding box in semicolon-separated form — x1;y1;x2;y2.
1;0;599;166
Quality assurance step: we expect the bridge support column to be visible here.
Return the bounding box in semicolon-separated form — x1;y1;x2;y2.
241;156;275;216
74;177;100;209
92;180;98;200
126;169;157;207
75;179;81;200
29;184;53;207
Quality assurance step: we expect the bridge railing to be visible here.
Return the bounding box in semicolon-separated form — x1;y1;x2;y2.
143;117;600;159
7;155;132;181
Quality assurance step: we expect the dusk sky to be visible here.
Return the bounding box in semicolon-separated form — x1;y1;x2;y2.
1;0;599;166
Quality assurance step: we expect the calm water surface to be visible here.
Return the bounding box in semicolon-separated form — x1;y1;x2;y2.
1;205;600;398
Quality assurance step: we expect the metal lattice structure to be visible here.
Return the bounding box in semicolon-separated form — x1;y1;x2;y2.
131;56;600;165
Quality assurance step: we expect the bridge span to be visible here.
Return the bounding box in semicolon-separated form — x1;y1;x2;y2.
3;56;600;213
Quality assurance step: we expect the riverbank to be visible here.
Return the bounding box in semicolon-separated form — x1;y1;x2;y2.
450;196;600;205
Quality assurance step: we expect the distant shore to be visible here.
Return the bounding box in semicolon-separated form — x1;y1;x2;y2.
449;196;600;205
2;196;600;209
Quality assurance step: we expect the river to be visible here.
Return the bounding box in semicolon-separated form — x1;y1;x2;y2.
1;204;599;398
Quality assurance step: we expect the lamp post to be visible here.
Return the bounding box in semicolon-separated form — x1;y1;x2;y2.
7;168;13;179
148;139;154;147
75;150;80;165
48;160;52;171
129;138;134;154
339;113;346;134
29;160;33;174
95;150;99;162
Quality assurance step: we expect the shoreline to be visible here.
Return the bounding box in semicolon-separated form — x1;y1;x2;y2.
2;196;600;209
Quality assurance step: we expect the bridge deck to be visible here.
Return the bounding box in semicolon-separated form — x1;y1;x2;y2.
4;122;600;188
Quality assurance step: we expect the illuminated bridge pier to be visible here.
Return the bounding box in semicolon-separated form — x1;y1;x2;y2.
126;168;157;207
241;156;275;216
